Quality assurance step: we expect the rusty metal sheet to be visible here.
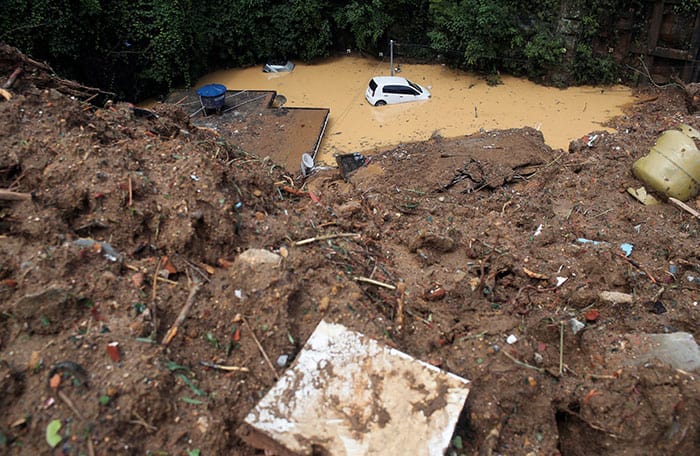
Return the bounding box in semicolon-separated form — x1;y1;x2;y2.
239;320;470;455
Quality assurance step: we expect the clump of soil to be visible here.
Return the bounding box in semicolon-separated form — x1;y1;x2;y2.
1;45;699;455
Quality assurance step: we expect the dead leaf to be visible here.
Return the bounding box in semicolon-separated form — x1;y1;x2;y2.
217;258;233;268
49;373;61;390
106;342;120;362
162;255;177;274
583;389;603;405
584;309;600;322
0;88;12;101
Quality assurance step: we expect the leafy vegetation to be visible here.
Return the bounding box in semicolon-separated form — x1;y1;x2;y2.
0;0;661;99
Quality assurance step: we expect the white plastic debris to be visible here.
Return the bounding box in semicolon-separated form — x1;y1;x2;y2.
569;318;585;335
506;334;518;345
238;320;470;455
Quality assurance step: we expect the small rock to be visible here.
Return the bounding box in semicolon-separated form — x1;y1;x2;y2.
197;415;209;434
569;318;585;335
533;352;544;365
408;232;457;253
599;291;633;304
236;249;282;268
650;300;667;314
632;332;700;371
276;354;289;367
318;296;330;312
336;200;363;217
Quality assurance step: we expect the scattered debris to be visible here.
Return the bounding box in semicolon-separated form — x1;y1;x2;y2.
627;186;660;205
336;152;371;179
106;342;120;362
73;238;122;262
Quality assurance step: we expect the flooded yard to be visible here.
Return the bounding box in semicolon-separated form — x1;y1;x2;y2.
197;55;634;163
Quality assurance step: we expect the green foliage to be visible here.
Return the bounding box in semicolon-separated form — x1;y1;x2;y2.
335;0;394;52
570;43;619;84
264;0;333;61
0;0;656;98
429;0;519;70
674;0;700;14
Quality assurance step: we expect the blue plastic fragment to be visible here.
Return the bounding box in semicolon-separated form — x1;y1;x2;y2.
620;243;634;257
576;237;608;246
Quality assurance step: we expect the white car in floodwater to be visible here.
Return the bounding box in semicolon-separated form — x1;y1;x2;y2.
365;76;431;106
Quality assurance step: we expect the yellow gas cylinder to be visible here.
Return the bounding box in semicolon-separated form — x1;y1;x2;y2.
632;124;700;201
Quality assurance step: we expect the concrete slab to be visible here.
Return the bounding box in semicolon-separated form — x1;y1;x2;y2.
164;89;329;173
238;320;470;455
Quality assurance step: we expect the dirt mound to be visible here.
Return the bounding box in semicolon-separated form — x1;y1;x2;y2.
1;45;699;455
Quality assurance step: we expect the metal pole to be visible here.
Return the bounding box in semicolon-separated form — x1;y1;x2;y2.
390;40;394;76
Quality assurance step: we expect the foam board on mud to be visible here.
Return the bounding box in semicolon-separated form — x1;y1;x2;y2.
238;320;471;455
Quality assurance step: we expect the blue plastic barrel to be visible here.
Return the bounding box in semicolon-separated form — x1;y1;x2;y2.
196;84;227;109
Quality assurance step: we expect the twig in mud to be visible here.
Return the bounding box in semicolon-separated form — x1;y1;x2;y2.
150;257;163;339
294;232;360;246
395;282;406;326
669;197;700;220
588;208;613;219
57;390;84;420
353;276;396;290
3;67;22;89
127;176;133;207
199;361;250;373
586;373;618;380
130;411;157;432
161;276;201;347
405;308;432;326
559;321;565;376
242;317;279;380
125;264;178;285
182;259;211;283
501;349;545;374
615;252;657;284
0;189;31;201
527;152;565;178
557;408;619;438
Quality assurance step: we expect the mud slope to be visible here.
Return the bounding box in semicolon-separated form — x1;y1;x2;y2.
1;45;699;455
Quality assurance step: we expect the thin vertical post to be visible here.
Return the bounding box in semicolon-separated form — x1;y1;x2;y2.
390;40;394;76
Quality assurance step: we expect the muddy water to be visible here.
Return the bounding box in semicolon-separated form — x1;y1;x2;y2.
197;56;634;163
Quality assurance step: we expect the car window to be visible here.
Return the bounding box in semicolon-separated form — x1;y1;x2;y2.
407;80;423;94
369;79;378;96
383;85;405;95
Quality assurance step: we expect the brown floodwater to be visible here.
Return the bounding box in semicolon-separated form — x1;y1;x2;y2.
196;55;635;163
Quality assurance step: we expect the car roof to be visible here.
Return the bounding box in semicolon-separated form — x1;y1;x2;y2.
371;76;412;85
